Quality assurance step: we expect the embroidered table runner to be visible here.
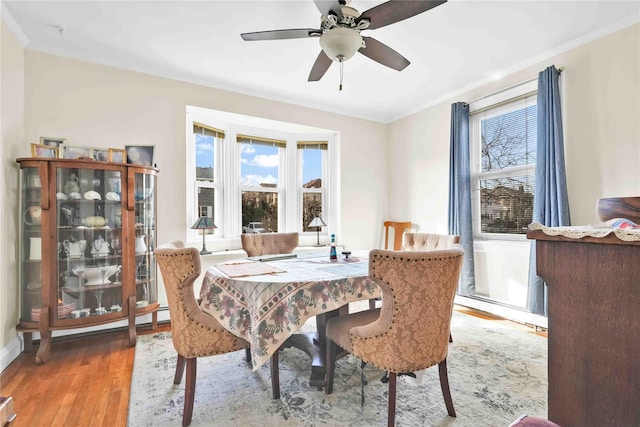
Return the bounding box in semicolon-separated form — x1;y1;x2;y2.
529;222;640;242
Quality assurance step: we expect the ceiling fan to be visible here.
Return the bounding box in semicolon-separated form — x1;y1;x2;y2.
241;0;447;90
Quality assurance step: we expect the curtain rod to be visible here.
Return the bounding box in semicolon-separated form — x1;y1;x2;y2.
469;66;564;105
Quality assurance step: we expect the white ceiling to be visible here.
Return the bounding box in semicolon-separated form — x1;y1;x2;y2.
2;0;639;123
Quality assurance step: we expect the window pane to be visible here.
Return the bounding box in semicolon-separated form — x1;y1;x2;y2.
481;105;536;172
241;191;278;233
480;175;534;234
302;193;323;231
196;134;214;181
197;187;214;218
302;148;322;188
240;143;279;187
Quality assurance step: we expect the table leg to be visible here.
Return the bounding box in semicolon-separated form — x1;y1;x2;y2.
281;305;348;388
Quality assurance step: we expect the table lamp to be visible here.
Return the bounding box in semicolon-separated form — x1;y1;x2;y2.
191;216;217;255
308;216;327;246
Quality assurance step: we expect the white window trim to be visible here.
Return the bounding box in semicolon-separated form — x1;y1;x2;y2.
469;80;537;242
297;140;329;233
185;106;339;251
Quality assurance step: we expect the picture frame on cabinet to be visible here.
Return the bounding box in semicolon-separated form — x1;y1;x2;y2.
31;143;59;158
92;148;109;162
40;136;66;148
62;145;92;160
108;148;126;163
125;145;154;166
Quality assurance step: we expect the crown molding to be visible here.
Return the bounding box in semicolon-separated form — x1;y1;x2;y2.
0;2;29;46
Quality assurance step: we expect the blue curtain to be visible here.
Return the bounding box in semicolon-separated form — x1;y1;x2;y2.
527;65;571;315
448;102;476;295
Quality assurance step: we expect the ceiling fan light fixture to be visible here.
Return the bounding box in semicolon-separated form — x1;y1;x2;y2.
319;27;362;61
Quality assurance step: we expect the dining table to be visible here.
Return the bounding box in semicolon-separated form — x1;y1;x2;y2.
198;250;381;387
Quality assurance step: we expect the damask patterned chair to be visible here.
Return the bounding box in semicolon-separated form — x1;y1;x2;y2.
403;232;460;343
325;248;464;427
155;241;279;426
240;232;299;257
402;232;460;251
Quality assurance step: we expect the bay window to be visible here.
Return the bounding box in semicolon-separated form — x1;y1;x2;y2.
186;106;338;250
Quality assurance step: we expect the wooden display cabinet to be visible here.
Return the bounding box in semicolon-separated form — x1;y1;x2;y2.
16;157;159;364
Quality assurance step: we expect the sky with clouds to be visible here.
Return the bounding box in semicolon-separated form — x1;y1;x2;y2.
196;134;321;186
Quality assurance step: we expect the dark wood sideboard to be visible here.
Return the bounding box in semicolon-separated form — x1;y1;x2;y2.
527;230;640;427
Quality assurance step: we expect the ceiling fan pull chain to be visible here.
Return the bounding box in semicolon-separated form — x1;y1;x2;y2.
339;56;344;91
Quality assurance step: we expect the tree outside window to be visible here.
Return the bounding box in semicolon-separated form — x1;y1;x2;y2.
473;97;537;236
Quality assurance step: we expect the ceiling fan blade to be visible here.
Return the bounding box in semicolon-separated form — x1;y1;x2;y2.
308;51;333;81
313;0;343;20
359;36;410;71
241;28;321;41
357;0;447;30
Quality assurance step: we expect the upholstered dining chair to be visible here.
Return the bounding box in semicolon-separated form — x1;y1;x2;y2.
369;221;412;309
325;247;464;427
155;241;280;426
240;232;299;257
402;232;460;343
402;232;460;251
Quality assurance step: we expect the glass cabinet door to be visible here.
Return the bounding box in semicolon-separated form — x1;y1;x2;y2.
133;172;157;308
20;167;43;323
56;166;124;319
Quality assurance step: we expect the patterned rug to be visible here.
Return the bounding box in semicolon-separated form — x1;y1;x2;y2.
128;310;548;426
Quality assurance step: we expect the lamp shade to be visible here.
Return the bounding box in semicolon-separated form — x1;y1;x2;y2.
309;216;326;247
308;217;327;228
191;216;216;255
191;216;217;230
319;27;363;61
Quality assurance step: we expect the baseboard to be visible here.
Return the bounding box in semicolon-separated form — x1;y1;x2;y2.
454;295;548;329
26;307;171;341
0;307;171;372
0;335;23;373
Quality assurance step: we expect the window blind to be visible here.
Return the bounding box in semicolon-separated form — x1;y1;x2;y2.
236;134;286;148
194;122;225;139
297;141;328;150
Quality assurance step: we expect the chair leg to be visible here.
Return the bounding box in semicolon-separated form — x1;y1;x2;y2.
325;339;338;394
369;298;376;310
183;357;197;427
438;358;456;417
174;353;186;384
270;350;280;399
449;332;453;343
387;372;397;427
245;347;252;363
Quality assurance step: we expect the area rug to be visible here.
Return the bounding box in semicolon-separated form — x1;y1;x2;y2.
128;311;547;426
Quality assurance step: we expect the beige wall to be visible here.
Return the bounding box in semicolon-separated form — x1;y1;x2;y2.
387;23;639;311
22;51;388;255
388;23;640;230
1;21;24;354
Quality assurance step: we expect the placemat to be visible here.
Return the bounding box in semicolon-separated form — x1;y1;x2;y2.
214;261;285;278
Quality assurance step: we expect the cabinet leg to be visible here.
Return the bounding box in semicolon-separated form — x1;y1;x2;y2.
35;306;51;364
128;295;137;346
151;310;157;330
22;332;33;353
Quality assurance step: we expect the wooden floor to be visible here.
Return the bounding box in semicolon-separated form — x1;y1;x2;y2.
0;306;545;426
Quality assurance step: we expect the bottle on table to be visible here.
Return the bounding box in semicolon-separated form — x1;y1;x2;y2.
330;234;338;261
